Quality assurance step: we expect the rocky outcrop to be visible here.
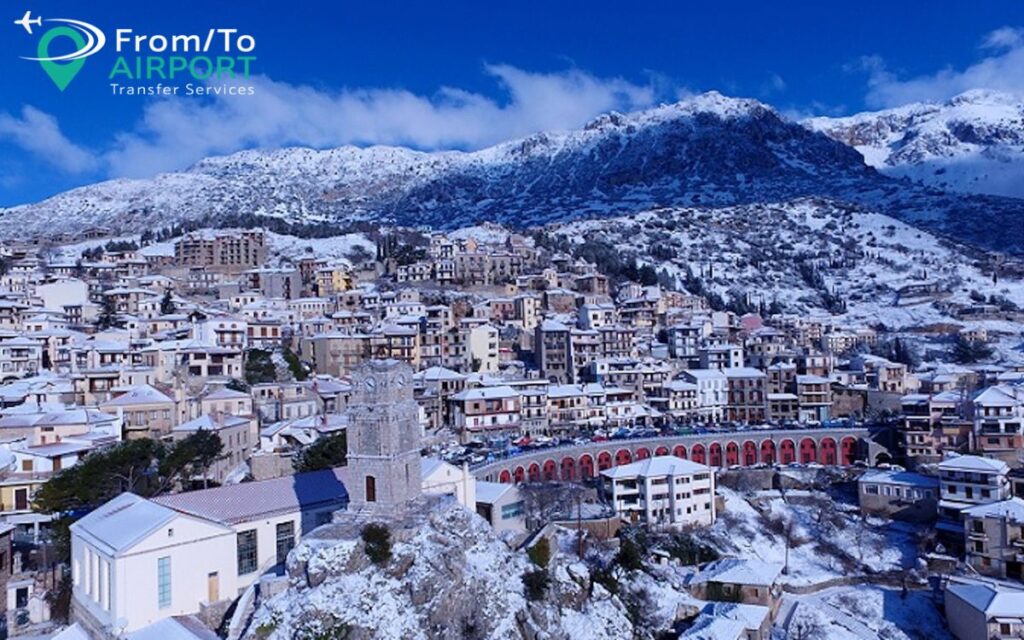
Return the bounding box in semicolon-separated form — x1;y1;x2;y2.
245;500;632;640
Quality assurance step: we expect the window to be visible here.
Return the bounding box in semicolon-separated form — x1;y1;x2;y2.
237;530;258;575
501;501;524;520
157;556;171;608
276;522;295;564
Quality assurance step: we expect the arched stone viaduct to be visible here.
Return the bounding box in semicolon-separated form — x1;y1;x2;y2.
472;427;871;485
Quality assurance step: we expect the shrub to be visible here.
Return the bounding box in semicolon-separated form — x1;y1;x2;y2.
616;536;644;572
522;569;550;601
527;537;552;568
361;523;392;565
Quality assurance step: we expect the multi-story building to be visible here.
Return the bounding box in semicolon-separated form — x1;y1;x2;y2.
972;385;1024;465
900;391;969;465
535;319;574;383
601;456;716;529
723;368;768;423
649;380;699;421
174;229;266;273
99;385;176;440
963;498;1024;581
170;413;257;484
679;369;728;421
449;386;522;441
795;374;831;423
937;455;1012;543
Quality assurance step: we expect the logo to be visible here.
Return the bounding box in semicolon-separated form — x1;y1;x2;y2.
14;11;106;90
14;10;258;96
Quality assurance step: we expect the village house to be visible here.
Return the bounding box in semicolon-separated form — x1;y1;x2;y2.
857;469;939;522
688;558;784;618
962;498;1024;581
945;578;1024;640
69;469;347;636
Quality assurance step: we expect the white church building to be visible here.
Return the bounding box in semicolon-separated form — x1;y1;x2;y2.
69;468;347;636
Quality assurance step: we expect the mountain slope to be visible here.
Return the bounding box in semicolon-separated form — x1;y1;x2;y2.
805;90;1024;199
540;197;1023;330
2;92;1022;253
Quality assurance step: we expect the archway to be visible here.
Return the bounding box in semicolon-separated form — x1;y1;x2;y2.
779;439;795;464
579;454;595;479
760;440;776;465
542;459;557;481
709;442;723;467
514;466;526;483
691;444;705;464
528;463;541;482
673;445;687;459
725;442;740;466
636;447;651;460
819;438;837;465
799;438;817;464
742;441;757;466
561;457;576;481
655;446;669;456
597;452;613;471
499;469;512;484
841;437;857;465
615;449;632;467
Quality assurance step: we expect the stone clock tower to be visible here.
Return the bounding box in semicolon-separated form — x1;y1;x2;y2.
345;359;423;515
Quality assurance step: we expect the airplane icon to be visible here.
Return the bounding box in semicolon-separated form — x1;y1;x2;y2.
14;10;42;35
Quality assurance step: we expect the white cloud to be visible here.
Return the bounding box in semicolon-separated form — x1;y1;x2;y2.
861;26;1024;108
981;26;1023;50
761;73;786;96
0;106;98;174
105;65;664;178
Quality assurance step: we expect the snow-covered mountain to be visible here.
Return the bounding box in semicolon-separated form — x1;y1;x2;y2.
805;90;1024;199
539;197;1023;332
2;91;1022;253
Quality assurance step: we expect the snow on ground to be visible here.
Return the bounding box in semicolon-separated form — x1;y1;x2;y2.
54;235;139;258
783;585;951;640
448;224;521;246
138;240;174;257
705;489;918;587
548;198;1024;331
248;501;633;640
264;231;374;266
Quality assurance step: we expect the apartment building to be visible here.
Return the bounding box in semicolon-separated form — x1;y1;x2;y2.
963;498;1024;581
174;230;266;273
601;456;716;529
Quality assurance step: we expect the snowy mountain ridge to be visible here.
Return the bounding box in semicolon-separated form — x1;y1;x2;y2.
2;91;1022;254
805;90;1024;199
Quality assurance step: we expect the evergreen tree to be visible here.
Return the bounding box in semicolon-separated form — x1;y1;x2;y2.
293;432;347;472
160;290;177;315
96;293;119;329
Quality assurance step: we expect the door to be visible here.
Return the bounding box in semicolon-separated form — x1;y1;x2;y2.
365;476;376;503
14;489;27;511
207;572;219;603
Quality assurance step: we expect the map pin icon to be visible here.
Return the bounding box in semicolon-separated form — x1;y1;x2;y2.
37;26;87;91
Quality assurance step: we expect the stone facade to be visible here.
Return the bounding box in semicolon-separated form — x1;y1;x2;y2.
345;360;422;516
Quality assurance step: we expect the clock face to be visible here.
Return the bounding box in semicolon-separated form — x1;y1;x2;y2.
364;376;377;392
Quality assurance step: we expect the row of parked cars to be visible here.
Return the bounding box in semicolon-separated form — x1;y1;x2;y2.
437;418;868;467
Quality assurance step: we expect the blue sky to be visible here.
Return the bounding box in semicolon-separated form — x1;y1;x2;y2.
0;0;1021;207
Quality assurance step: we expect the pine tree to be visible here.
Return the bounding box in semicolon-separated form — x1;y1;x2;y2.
160;290;176;315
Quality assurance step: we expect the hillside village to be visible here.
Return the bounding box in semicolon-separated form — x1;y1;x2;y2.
0;221;1018;640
